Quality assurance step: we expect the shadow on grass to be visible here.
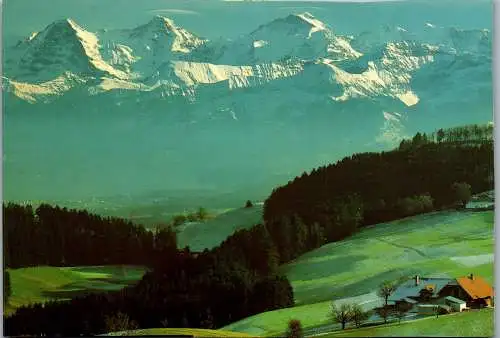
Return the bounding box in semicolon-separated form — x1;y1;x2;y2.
287;254;366;280
41;279;139;299
295;268;421;305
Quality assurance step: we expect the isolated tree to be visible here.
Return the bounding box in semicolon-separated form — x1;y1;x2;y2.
196;207;209;220
351;303;369;328
451;182;472;208
395;302;411;323
104;312;138;334
172;214;187;227
286;319;303;338
436;129;445;143
331;302;353;330
160;317;169;328
377;281;395;307
245;200;254;208
376;306;392;324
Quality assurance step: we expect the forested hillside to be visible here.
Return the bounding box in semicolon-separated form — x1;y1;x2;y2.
263;124;494;263
3;203;177;268
4;207;293;336
4;124;493;336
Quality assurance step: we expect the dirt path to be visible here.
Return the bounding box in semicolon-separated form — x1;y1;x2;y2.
375;238;428;258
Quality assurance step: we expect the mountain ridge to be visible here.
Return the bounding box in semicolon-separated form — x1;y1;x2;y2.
3;13;491;110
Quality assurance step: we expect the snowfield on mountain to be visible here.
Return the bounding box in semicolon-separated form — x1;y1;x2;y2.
3;6;492;209
3;13;491;108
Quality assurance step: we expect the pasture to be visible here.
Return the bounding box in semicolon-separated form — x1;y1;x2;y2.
222;210;494;335
176;204;263;251
327;308;494;337
106;328;257;337
6;265;147;315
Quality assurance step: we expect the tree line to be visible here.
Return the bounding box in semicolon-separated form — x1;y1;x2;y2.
4;215;294;336
263;125;493;264
3;203;179;268
4;124;494;336
400;123;493;150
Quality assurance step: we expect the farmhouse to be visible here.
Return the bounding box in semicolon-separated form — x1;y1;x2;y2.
389;274;494;311
440;274;494;308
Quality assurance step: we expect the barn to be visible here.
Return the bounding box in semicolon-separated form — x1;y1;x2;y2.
389;274;494;311
439;274;494;308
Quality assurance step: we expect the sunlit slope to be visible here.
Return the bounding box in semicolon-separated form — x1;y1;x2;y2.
326;308;494;337
222;211;493;335
6;265;147;316
105;328;258;337
177;204;263;251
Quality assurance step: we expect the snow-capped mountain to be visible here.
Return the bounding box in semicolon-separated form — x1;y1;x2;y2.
3;6;493;210
188;12;362;65
3;13;491;111
7;19;128;83
99;16;207;77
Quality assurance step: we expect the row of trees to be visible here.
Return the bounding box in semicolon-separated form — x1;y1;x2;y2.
169;207;211;227
3;203;180;268
399;123;493;150
4;125;493;336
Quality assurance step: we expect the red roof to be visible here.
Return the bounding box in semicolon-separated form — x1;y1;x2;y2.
456;275;494;299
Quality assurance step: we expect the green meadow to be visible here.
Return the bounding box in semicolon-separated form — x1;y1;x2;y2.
327;308;494;337
222;210;494;336
106;328;257;337
6;265;147;315
177;204;263;251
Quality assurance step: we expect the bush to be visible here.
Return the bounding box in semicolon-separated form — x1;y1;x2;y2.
286;319;303;338
245;200;254;208
104;312;138;334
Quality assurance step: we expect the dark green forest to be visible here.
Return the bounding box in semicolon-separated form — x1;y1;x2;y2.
264;124;493;262
3;124;494;336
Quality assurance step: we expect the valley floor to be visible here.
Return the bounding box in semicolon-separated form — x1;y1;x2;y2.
5;265;147;316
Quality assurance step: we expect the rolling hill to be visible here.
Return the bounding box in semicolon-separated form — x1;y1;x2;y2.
221;210;494;336
327;308;493;337
6;266;147;316
176;204;264;251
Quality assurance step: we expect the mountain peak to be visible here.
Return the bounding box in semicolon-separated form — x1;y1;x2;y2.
252;12;327;39
9;17;129;82
147;15;177;31
45;18;86;36
128;15;206;54
290;12;326;31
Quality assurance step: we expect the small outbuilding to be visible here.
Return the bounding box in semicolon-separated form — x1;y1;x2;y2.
417;304;438;315
445;296;467;312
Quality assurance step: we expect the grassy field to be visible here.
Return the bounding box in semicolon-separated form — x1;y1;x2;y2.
106;328;258;337
6;265;147;315
327;309;494;337
177;204;263;251
222;210;494;336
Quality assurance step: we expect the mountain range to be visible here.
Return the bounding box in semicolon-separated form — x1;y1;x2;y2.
3;13;491;106
2;12;493;210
